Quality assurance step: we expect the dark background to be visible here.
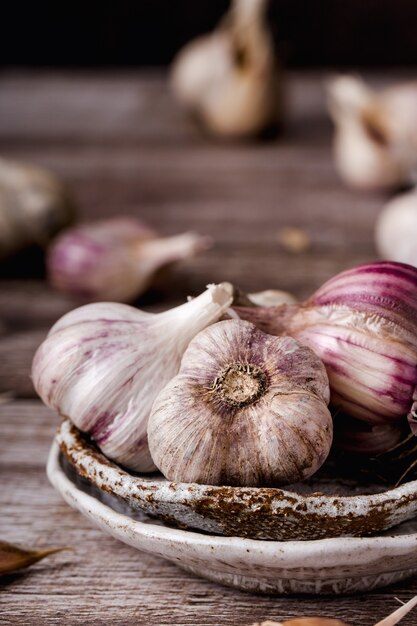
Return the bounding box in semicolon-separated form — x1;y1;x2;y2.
2;0;417;68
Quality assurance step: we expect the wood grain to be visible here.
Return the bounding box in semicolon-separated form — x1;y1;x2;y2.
1;70;417;625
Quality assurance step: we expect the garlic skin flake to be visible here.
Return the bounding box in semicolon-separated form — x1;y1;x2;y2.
327;76;409;191
148;319;332;487
375;189;417;267
32;283;233;472
47;217;210;302
0;157;75;259
171;0;283;139
234;261;417;430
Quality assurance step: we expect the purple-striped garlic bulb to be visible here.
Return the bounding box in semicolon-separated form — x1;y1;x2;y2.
32;282;233;472
148;319;332;486
234;261;417;433
47;217;210;303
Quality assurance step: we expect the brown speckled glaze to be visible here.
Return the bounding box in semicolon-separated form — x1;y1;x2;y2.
47;437;417;595
57;419;417;541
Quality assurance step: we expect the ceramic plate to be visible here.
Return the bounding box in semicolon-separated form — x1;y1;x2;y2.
48;439;417;595
57;419;417;541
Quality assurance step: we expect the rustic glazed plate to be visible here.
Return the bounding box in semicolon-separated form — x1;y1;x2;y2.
48;439;417;595
57;419;417;541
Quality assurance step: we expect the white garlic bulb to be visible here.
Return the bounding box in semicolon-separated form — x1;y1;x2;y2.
0;157;75;259
170;0;283;139
148;319;332;486
47;217;210;302
327;76;407;191
32;283;233;472
375;188;417;266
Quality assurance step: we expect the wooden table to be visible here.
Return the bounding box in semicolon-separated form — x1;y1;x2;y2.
1;70;416;625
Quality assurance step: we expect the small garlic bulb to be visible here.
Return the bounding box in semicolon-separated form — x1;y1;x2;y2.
32;282;233;472
375;188;417;266
170;0;283;139
47;217;210;302
0;157;75;259
327;75;409;191
148;319;332;486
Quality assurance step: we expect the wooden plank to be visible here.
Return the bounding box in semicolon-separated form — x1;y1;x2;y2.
1;401;416;625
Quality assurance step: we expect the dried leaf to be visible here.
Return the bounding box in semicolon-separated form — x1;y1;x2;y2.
0;540;70;575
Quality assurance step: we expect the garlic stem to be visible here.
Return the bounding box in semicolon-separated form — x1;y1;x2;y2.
374;596;417;626
135;231;211;273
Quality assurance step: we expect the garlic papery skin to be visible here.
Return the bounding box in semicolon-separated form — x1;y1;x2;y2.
32;282;233;472
234;261;417;429
375;189;417;266
327;76;408;191
148;319;332;487
248;289;297;307
170;0;283;139
0;157;75;260
47;217;210;302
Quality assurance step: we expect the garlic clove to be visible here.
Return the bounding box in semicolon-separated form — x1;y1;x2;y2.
148;319;332;487
47;217;210;302
32;282;233;472
170;0;283;139
0;157;75;259
375;188;417;266
326;75;408;191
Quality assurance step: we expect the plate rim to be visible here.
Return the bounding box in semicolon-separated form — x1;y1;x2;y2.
47;438;417;569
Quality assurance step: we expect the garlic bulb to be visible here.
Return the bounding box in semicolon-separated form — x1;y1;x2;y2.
47;217;209;302
327;76;410;191
32;282;233;472
148;319;332;486
234;261;417;430
375;188;417;266
170;0;283;139
0;157;75;259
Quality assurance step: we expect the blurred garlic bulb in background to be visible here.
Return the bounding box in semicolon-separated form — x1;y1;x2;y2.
0;157;75;260
327;75;417;191
375;188;417;266
47;217;210;302
170;0;283;139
